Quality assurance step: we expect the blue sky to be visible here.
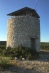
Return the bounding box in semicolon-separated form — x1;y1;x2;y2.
0;0;49;42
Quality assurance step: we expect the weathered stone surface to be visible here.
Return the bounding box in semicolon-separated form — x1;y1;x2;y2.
7;15;40;52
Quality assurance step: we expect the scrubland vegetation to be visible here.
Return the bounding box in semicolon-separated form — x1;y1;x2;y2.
0;41;49;73
41;42;49;50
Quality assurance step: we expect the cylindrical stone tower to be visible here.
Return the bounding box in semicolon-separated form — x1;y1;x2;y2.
7;7;40;52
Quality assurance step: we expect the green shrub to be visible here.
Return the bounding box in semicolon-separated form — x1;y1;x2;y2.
0;58;11;69
19;56;22;60
4;45;39;60
27;53;32;60
0;48;6;56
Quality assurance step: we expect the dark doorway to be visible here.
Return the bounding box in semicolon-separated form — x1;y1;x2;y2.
30;38;36;51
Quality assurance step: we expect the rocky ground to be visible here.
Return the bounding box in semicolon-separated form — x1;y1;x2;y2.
0;50;49;73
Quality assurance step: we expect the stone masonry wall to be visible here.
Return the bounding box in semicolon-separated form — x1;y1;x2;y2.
7;15;40;52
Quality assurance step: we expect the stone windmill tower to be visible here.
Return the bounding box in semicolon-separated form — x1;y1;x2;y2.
7;7;40;52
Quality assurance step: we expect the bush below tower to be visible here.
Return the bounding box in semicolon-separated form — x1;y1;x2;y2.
5;45;40;60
